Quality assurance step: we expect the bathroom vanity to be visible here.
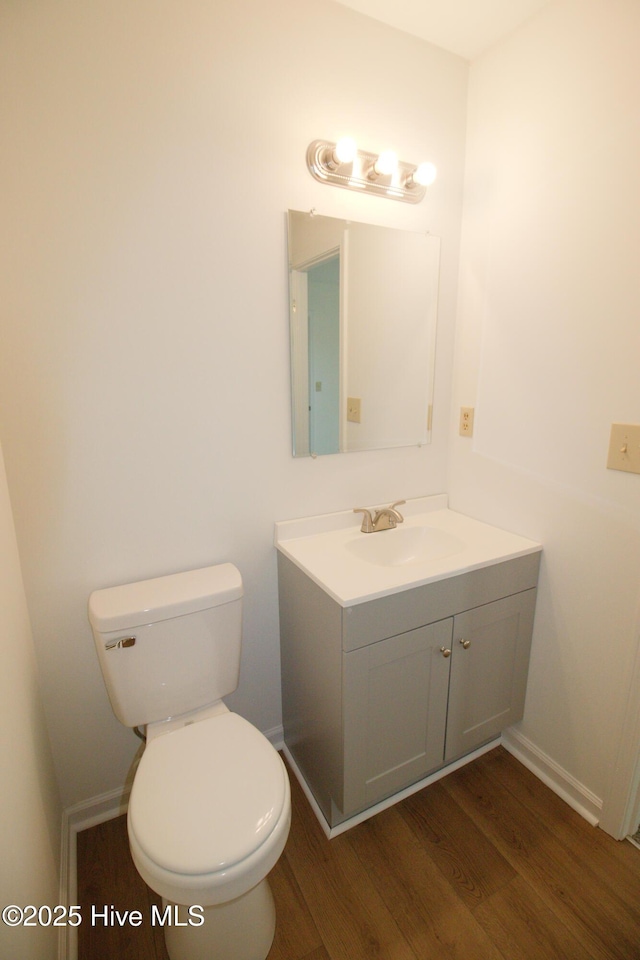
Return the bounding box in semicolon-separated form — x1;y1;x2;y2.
276;496;542;834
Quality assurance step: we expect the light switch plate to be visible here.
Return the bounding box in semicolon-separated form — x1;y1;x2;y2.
607;423;640;474
347;397;361;423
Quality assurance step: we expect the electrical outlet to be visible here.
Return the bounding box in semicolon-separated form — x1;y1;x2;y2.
347;397;361;423
459;406;474;437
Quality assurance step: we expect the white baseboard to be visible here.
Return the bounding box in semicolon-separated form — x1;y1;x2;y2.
59;786;131;960
285;730;604;839
501;728;602;827
263;723;284;751
283;738;501;839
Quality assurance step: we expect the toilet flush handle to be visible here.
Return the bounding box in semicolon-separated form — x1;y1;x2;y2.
105;636;136;651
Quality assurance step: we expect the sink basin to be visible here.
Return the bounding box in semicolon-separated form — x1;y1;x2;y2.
275;495;542;607
345;525;465;567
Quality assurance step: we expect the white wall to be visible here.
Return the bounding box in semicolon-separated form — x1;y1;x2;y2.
450;0;640;818
0;443;61;960
0;0;468;807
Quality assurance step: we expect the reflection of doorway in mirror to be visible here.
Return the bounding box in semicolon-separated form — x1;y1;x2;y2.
288;210;440;458
307;256;340;456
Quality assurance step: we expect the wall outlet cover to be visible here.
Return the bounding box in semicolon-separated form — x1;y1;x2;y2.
459;406;474;437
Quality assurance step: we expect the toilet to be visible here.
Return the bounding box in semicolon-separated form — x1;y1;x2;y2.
88;563;291;960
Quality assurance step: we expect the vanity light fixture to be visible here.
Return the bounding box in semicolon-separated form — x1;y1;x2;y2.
369;149;398;180
306;138;437;204
323;136;358;170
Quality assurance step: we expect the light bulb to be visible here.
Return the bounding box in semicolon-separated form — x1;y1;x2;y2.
373;150;398;177
334;137;357;164
412;162;437;187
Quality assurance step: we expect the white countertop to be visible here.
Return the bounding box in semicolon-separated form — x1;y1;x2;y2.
275;495;542;607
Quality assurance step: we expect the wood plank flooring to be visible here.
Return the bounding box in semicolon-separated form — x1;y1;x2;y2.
76;747;640;960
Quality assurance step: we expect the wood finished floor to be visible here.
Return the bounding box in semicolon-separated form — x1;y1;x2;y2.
76;747;640;960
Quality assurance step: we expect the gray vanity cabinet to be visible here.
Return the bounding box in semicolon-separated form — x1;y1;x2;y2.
278;549;540;829
342;619;452;814
444;589;537;763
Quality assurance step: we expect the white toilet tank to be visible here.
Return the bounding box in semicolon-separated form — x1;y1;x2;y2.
88;563;243;729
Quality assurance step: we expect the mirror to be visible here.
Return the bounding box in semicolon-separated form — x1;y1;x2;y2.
287;210;440;457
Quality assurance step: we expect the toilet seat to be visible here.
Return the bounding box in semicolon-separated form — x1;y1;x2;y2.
127;712;291;905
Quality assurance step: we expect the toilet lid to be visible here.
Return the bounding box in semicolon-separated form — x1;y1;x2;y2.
128;712;287;876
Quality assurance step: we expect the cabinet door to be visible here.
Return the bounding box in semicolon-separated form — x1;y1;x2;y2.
342;618;453;816
444;588;537;763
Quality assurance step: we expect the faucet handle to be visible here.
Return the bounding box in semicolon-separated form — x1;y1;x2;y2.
389;500;406;521
354;508;374;533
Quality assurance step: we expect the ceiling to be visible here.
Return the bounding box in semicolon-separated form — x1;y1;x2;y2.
334;0;551;60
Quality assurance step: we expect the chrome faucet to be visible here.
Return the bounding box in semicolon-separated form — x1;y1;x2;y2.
354;500;406;533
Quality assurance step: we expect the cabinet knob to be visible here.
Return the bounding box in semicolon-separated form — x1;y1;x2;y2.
459;638;471;649
440;646;452;658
